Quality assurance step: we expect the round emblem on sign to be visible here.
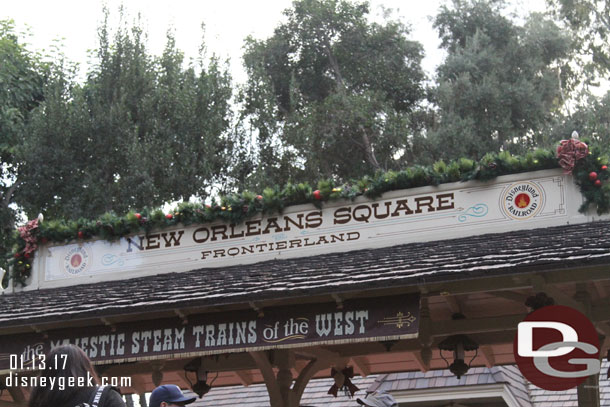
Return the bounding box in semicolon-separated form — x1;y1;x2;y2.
501;182;544;220
63;246;91;275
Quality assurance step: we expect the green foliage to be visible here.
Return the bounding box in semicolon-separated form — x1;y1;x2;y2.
572;144;610;214
549;91;610;147
428;0;576;161
14;10;233;222
9;146;568;286
547;0;610;80
0;20;47;285
236;0;427;189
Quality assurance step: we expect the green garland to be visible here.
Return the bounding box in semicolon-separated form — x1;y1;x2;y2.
6;146;610;286
571;144;610;214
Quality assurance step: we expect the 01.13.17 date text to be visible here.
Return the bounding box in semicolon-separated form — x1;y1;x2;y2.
10;353;67;371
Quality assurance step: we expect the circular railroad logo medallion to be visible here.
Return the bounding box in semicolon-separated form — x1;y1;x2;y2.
501;182;543;220
63;246;91;275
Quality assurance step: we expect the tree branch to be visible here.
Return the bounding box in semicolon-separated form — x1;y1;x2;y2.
2;180;19;209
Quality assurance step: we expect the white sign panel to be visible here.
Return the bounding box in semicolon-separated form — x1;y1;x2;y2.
32;170;581;289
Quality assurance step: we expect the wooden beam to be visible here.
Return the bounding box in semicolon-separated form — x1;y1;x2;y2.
294;359;308;372
292;358;328;403
248;301;264;317
432;314;525;337
173;309;188;325
295;347;343;364
479;345;495;368
410;351;429;373
593;281;607;301
591;304;610;323
125;374;148;394
492;291;529;304
442;295;461;314
351;356;371;377
100;317;116;332
235;370;253;387
546;286;586;312
249;351;282;407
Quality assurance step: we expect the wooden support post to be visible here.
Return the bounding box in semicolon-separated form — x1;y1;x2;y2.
577;372;600;407
417;295;432;372
235;370;253;387
351;356;371;377
139;393;148;407
250;350;327;407
276;350;296;407
573;285;601;407
480;345;496;368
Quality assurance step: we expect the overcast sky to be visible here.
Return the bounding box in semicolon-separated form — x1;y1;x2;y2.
1;0;546;84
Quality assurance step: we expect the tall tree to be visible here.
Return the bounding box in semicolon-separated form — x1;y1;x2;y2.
0;20;46;277
428;0;576;160
547;0;610;81
15;11;233;220
237;0;427;188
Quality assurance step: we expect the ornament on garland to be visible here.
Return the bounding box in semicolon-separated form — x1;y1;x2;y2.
135;213;142;220
78;231;84;239
327;366;359;398
588;165;608;188
556;131;589;174
313;190;322;200
165;213;173;220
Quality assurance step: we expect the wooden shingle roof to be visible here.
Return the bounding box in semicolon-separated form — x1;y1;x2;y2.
1;221;609;328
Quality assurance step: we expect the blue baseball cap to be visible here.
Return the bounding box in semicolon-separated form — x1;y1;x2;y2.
149;385;196;407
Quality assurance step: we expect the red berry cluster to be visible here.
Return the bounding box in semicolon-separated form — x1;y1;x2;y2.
589;165;608;187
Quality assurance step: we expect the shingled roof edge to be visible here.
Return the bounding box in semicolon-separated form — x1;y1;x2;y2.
1;220;609;330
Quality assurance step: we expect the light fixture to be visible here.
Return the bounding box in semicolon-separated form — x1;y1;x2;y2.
438;314;479;379
184;358;213;398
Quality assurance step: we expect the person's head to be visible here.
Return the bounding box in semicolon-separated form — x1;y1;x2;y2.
28;344;100;407
149;385;196;407
356;390;397;407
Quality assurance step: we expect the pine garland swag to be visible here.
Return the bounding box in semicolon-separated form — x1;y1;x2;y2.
6;145;610;287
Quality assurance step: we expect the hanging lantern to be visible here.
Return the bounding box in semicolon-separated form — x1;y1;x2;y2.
184;358;213;398
438;334;479;379
438;314;479;379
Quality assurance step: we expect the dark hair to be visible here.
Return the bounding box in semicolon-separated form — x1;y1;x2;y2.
28;345;100;407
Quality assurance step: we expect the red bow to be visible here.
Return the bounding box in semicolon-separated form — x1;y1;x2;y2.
557;138;588;174
18;219;40;255
327;366;359;398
